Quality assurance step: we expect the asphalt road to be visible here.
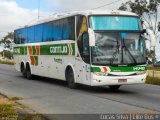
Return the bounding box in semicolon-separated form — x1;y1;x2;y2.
0;64;160;120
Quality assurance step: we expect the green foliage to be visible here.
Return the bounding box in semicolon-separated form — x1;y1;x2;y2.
0;95;45;120
0;32;14;49
9;97;23;101
0;50;13;59
0;60;14;65
0;104;17;116
18;114;45;120
119;0;160;62
146;49;155;62
118;0;160;35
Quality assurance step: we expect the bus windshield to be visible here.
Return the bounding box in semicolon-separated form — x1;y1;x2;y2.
89;16;141;31
91;32;146;66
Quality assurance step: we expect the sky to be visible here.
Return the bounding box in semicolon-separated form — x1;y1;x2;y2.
0;0;160;60
0;0;128;39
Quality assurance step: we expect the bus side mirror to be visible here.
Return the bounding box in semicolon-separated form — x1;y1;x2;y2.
88;28;95;47
146;29;156;47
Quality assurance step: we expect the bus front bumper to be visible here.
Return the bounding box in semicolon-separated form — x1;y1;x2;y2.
90;73;147;86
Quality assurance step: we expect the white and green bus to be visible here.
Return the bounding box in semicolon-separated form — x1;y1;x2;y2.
14;10;148;90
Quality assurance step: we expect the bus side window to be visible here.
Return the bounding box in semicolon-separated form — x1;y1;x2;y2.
82;32;89;56
81;32;90;63
27;26;35;43
14;31;20;44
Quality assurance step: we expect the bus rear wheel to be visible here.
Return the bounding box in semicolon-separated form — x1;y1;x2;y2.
66;68;77;89
21;64;26;78
109;85;121;91
26;64;32;80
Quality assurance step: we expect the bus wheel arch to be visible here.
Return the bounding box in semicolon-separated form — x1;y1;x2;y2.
20;62;26;78
26;62;32;80
65;65;77;89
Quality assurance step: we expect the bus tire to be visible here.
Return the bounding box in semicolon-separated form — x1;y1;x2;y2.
66;67;77;89
21;63;26;78
26;64;32;80
109;85;121;90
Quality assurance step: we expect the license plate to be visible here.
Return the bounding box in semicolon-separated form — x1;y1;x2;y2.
118;79;127;83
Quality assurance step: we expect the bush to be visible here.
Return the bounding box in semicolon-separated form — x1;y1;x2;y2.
0;60;14;65
0;50;13;59
146;76;160;85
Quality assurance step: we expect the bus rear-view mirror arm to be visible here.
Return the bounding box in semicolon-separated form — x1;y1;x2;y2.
88;28;96;47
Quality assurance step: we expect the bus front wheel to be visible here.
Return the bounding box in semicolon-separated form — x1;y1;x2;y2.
66;68;77;89
26;64;32;80
109;85;121;90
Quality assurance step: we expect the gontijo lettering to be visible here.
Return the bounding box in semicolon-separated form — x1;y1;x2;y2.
133;66;146;71
50;46;68;54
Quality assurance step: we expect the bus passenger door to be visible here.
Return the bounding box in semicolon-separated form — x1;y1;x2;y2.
81;32;91;85
75;32;91;85
75;15;91;85
75;55;84;84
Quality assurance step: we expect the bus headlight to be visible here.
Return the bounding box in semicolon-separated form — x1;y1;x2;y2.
94;72;108;76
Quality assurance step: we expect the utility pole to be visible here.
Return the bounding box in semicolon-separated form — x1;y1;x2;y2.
3;50;4;59
38;0;40;20
153;46;156;64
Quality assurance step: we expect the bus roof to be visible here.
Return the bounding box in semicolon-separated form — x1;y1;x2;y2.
16;10;138;30
75;10;138;16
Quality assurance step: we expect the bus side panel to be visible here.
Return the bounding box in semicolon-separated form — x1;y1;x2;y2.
30;56;75;81
14;55;29;72
14;55;20;72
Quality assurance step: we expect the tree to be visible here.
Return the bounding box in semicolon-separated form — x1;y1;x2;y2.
119;0;160;38
146;49;156;63
118;0;160;63
0;32;14;59
0;32;14;49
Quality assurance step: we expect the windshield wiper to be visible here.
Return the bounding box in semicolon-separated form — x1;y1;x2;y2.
122;38;137;64
110;40;120;65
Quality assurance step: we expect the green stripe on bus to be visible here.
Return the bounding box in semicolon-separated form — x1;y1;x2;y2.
24;47;27;55
13;43;75;56
40;43;75;56
90;67;101;72
34;56;38;66
110;66;147;72
13;46;27;55
91;66;147;72
71;43;75;56
32;46;36;55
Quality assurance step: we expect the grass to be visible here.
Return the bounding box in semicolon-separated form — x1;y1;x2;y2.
146;76;160;85
0;60;14;65
0;96;17;117
0;95;45;120
9;97;23;101
0;104;17;115
147;65;160;85
18;114;45;120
